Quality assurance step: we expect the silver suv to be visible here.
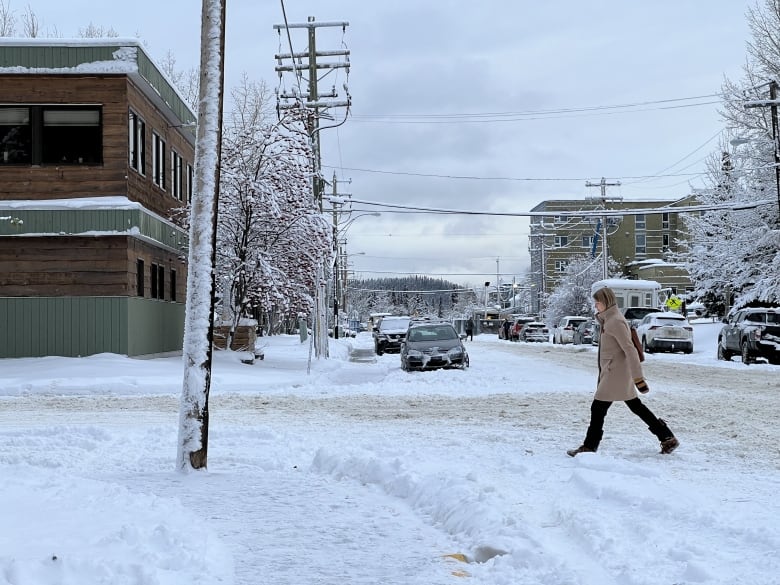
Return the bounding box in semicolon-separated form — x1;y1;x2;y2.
553;316;589;344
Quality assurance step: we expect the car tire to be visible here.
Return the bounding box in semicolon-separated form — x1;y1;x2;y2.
642;337;653;354
376;345;384;356
741;342;753;365
717;340;731;361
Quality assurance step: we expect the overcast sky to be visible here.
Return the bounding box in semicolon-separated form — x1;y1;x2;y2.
16;0;754;286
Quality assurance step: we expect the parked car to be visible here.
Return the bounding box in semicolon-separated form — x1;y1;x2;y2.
572;319;597;345
621;307;662;328
635;312;693;354
373;316;411;355
498;318;513;340
552;316;590;344
591;321;601;346
510;316;538;341
519;321;549;342
400;320;469;371
717;307;780;365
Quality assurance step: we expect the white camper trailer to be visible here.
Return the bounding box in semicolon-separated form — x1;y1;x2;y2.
591;278;667;310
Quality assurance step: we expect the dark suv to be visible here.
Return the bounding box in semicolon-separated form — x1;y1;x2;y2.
373;316;411;355
718;307;780;365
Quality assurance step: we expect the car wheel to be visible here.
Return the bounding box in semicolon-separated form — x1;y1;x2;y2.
642;337;653;354
376;345;383;356
741;342;753;365
717;339;731;361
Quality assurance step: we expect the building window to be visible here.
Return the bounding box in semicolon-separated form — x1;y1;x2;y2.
554;235;568;248
171;150;183;200
662;212;669;230
662;233;670;249
170;268;177;302
152;132;166;190
635;233;646;255
187;163;194;202
158;265;165;300
1;105;101;165
129;110;146;174
554;260;568;272
150;263;158;298
635;214;646;230
150;263;165;299
582;235;594;248
136;259;145;296
0;107;31;164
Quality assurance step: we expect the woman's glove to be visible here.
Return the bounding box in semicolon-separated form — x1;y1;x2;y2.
634;377;650;394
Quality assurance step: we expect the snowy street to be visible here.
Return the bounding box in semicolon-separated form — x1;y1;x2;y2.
1;322;779;585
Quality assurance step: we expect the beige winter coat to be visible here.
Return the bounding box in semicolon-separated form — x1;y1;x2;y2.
594;304;644;401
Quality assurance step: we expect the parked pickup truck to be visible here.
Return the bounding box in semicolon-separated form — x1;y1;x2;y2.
717;307;780;365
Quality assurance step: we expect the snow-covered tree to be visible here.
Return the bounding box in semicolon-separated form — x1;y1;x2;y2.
544;255;620;326
683;0;780;309
216;77;330;343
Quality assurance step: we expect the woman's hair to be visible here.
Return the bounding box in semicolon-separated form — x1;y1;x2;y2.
592;286;617;308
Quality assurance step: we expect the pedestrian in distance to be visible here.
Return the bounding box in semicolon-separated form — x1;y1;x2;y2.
502;319;511;340
465;317;474;341
567;286;680;457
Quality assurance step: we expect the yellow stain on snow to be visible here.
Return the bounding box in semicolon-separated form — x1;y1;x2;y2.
442;553;471;578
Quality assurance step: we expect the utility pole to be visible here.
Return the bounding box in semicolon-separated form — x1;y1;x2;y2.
744;80;780;222
329;172;352;339
585;177;622;279
274;17;350;210
273;16;351;357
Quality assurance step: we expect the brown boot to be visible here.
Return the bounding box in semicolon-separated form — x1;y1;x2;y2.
660;437;679;454
566;445;595;457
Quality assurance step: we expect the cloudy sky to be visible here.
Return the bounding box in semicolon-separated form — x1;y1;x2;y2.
14;0;754;286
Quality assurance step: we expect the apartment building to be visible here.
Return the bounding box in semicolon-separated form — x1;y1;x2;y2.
528;195;695;311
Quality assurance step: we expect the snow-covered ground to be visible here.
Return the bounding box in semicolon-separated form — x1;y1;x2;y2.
1;320;779;585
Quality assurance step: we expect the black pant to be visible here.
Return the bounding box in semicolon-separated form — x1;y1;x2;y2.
583;398;671;450
466;331;473;340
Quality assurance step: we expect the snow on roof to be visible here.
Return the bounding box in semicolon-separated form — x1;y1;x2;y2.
591;278;661;292
0;197;143;211
0;38;139;75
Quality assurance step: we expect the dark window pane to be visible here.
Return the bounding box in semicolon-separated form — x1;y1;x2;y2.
41;108;102;165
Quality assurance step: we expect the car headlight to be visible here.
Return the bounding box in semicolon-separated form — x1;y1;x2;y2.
447;347;464;358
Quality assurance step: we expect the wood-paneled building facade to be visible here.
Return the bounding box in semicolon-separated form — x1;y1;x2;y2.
0;39;195;357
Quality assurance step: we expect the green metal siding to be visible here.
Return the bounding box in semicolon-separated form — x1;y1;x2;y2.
0;296;184;358
0;45;117;68
0;208;188;251
127;296;185;356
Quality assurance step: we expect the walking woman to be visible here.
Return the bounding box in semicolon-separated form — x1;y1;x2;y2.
567;286;680;456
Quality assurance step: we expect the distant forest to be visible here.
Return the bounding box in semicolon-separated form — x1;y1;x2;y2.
346;276;479;318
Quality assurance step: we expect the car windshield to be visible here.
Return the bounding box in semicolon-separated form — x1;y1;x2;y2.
407;325;457;342
380;318;410;331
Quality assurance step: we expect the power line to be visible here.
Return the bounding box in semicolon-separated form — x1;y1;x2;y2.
348;94;722;124
321;164;706;182
335;197;776;217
